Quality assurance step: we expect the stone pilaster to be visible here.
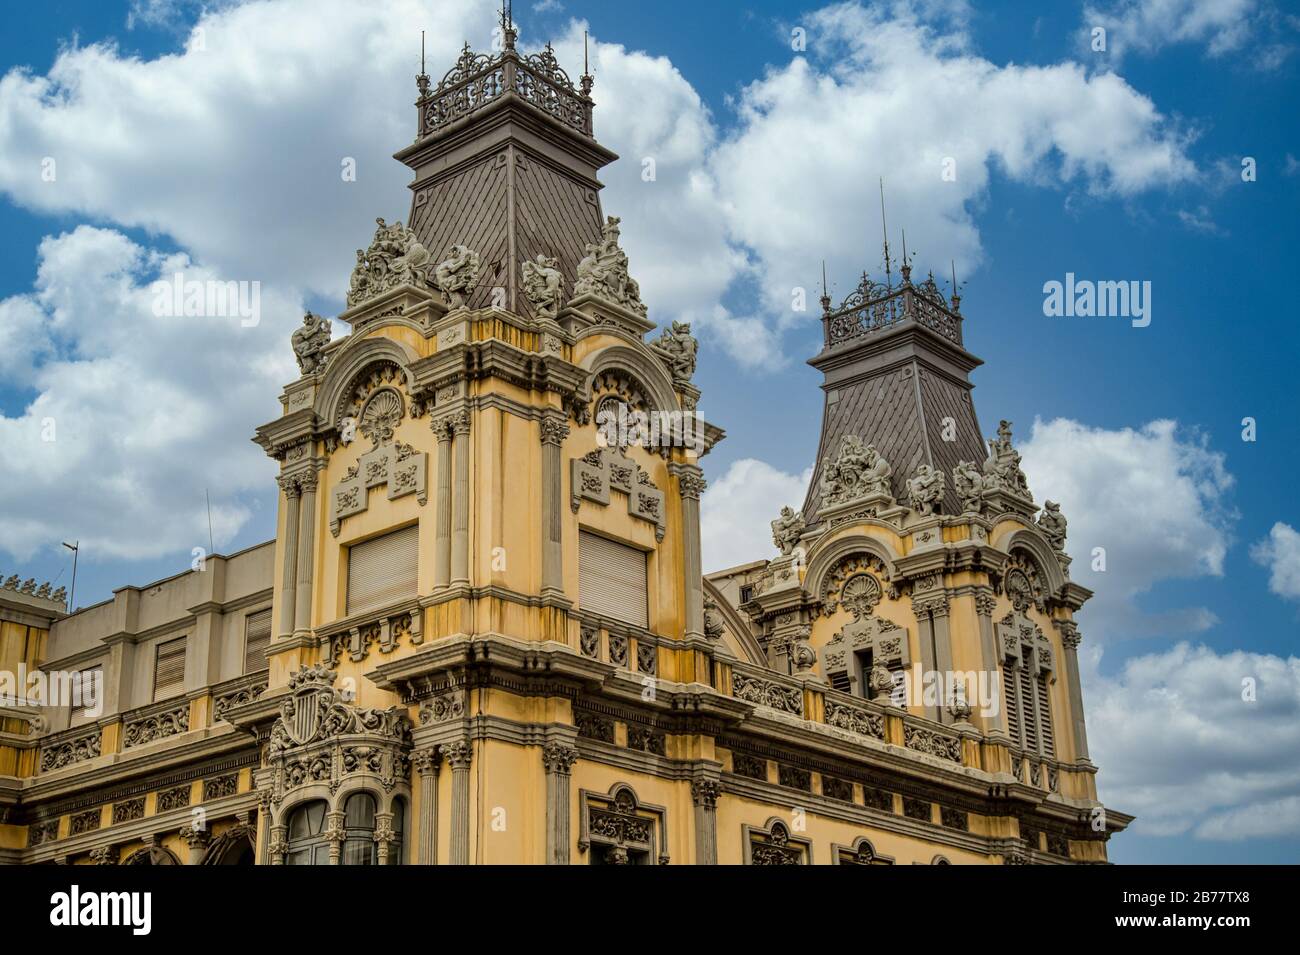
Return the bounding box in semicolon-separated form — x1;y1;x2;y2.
374;811;396;865
541;741;578;864
974;589;1007;735
912;585;951;723
539;415;569;598
414;747;442;865
277;476;300;638
451;411;471;586
268;824;287;866
1055;620;1091;762
325;809;346;865
294;469;318;636
257;791;272;865
446;739;473;865
675;466;707;638
691;778;721;865
432;416;454;589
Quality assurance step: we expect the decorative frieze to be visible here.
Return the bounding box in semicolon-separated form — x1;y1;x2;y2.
122;704;190;749
824;698;886;740
214;683;267;722
579;623;600;658
156;785;192;812
418;689;466;725
821;776;854;802
569;447;666;540
325;608;423;665
39;728;101;773
904;725;963;763
940;806;969;831
575;712;615;744
69;809;101;836
732;671;804;716
204;773;239;801
27;821;59;847
732;754;768;781
778;765;811;792
903;797;933;822
626;726;666;756
608;633;629;668
636;641;657;675
862;786;894;813
112;798;146;825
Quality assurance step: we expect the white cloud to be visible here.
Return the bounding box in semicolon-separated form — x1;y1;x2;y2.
1251;522;1300;601
703;1;1196;337
0;226;300;561
1082;0;1259;60
1084;641;1300;839
1019;418;1235;640
701;459;812;573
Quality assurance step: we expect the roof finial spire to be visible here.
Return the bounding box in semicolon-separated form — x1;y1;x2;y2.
900;228;912;284
581;30;594;96
879;178;893;291
820;259;831;314
416;30;430;99
950;259;961;313
500;0;517;52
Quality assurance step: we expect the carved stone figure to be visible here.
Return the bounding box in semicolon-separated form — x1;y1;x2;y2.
702;595;725;640
819;435;893;509
291;312;332;375
435;244;482;308
868;664;896;703
521;253;564;320
907;463;946;517
952;459;985;514
1037;500;1068;551
650;320;698;384
982;419;1031;498
770;505;805;556
346;218;436;307
573;216;646;315
790;629;817;673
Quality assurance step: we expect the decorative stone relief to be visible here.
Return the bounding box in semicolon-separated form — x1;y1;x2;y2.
435;244;481;308
732;754;768;780
347;218;436;307
291;312;332;375
636;641;657;675
903;725;962;763
702;596;725;640
265;666;410;808
748;821;805;865
608;633;629;667
732;671;804;716
952;459;985;514
418;688;466;725
824;698;886;740
569;447;665;540
70;809;101;836
112;798;146;824
649;320;698;384
214;683;266;722
940;806;970;831
770;505;805;556
626;726;666;756
122;704;190;749
204;773;238;800
822;776;854;802
325;608;422;664
778;765;811;792
576;712;616;744
39;729;101;773
330;441;427;536
579;622;600;657
521;253;565;320
156;785;192;812
818;553;889;617
818;435;893;511
573;216;646;316
579;785;667;865
906;463;946;516
27;821;59;847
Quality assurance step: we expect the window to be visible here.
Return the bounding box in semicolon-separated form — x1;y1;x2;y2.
1003;645;1055;759
153;637;186;701
69;665;102;721
341;792;378;865
578;531;648;628
285;800;330;866
243;609;272;674
347;524;418;615
739;585;754;604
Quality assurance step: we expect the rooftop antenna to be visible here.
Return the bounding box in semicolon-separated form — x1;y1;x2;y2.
205;489;215;557
61;540;78;613
879;178;893;291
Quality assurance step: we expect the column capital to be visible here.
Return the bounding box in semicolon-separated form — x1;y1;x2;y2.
414;747;443;777
539;414;570;447
974;588;998;618
691;778;722;808
541;741;578;775
277;475;301;498
1053;618;1082;649
179;825;211;851
444;739;473;771
452;409;472;435
298;469;319;493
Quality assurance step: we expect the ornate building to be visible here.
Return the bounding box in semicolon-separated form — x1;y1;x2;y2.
0;21;1129;866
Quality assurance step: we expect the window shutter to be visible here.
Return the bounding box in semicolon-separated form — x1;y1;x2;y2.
244;609;272;674
347;524;419;615
153;637;187;701
1036;675;1055;758
1002;663;1021;748
70;665;102;719
1017;663;1038;752
578;531;648;628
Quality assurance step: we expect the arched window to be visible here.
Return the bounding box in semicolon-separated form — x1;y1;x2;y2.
285;800;330;866
387;797;406;865
341;792;378;866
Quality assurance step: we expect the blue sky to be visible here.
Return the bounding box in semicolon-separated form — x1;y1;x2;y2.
1;0;1298;863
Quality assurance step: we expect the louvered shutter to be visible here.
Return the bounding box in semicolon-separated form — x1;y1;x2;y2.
70;665;102;720
153;637;187;701
578;531;648;628
243;609;272;673
1002;664;1021;748
1036;675;1055;758
347;524;419;615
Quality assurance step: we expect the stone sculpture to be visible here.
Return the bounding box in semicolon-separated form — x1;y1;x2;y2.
435;244;481;309
770;505;806;556
952;459;985;514
982;419;1031;498
521;253;565;320
818;436;893;509
1037;500;1068;551
650;320;698;384
573;216;646;315
346;218;435;307
907;464;945;516
291;312;332;375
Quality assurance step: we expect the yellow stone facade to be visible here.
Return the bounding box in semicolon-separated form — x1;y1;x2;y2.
0;25;1129;866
